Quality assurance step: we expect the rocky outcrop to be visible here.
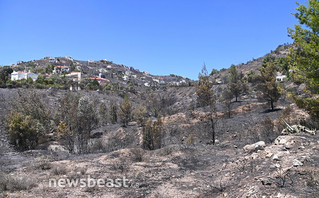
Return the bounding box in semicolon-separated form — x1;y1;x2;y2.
243;141;266;153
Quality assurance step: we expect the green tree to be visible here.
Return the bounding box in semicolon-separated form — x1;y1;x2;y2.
136;104;147;127
76;96;98;153
228;65;244;102
257;62;281;111
220;88;233;118
288;0;319;118
196;64;218;144
196;64;214;107
109;100;118;124
0;66;13;84
119;94;134;127
27;77;33;84
142;118;164;150
6;113;43;151
99;102;108;125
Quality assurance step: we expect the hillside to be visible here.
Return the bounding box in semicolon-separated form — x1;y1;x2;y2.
11;56;193;90
1;43;319;198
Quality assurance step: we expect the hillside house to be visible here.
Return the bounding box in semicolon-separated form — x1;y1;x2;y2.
90;77;109;85
48;57;57;63
66;72;82;82
11;71;38;81
123;75;129;81
65;56;74;61
53;66;69;74
276;75;287;82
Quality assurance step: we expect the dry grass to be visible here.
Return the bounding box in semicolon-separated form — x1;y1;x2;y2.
0;171;37;192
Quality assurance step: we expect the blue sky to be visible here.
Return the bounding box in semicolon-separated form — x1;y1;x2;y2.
0;0;306;79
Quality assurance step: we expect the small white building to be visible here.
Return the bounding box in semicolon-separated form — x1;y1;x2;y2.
276;75;287;81
66;72;82;82
48;57;57;63
65;56;74;61
53;66;69;74
123;75;129;81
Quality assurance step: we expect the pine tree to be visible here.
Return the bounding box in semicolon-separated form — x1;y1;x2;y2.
109;100;118;124
196;64;214;107
136;104;147;127
257;62;281;111
142;118;164;150
119;94;134;127
196;64;217;144
288;0;319;118
221;88;233;118
99;102;108;125
228;65;243;102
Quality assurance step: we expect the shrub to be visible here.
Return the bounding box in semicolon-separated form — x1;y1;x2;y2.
6;112;43;151
109;100;118;124
142;118;164;150
130;148;144;162
119;94;134;127
57;121;74;152
0;171;36;191
51;165;68;176
136;104;147;127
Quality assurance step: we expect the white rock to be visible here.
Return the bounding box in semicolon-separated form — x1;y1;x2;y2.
272;154;280;161
243;141;266;153
293;159;303;167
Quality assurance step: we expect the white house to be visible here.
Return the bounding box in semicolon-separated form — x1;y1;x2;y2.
65;56;74;61
27;73;39;81
123;75;129;81
53;66;69;74
276;75;287;81
11;71;38;81
48;57;57;63
66;72;82;82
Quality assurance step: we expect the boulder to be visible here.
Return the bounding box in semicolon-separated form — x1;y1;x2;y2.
243;141;266;153
272;154;280;161
293;159;303;167
48;144;68;153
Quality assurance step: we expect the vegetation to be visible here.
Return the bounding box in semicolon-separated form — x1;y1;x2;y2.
119;94;134;127
288;0;319;118
196;64;218;144
136;104;147;127
196;64;214;107
0;66;13;87
6;113;43;151
257;62;281;111
228;65;246;102
220;88;233;118
109;100;118;124
6;90;51;151
142;118;164;150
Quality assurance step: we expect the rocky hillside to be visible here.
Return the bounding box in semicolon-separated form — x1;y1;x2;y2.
1;43;318;197
12;56;193;89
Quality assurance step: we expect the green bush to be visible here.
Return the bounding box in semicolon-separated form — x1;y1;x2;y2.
6;113;43;151
142;118;164;150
